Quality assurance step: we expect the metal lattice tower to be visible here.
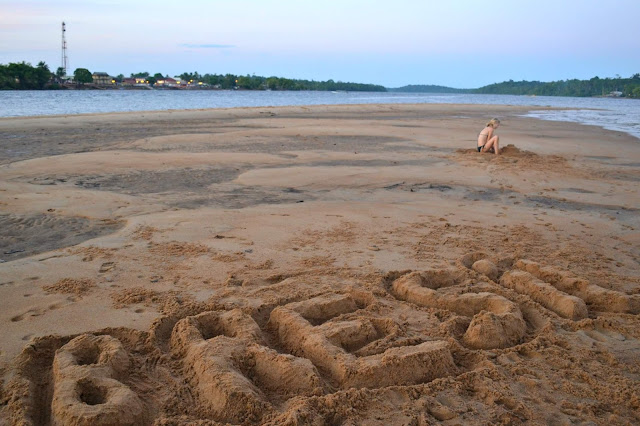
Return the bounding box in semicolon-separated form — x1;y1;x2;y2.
61;22;68;75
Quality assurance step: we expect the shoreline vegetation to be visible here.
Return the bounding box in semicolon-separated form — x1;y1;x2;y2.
389;74;640;98
1;60;638;98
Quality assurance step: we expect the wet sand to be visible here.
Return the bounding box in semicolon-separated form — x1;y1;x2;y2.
1;103;639;424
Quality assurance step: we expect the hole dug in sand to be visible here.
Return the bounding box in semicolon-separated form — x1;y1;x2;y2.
323;317;397;355
268;292;457;390
169;309;323;424
74;344;101;367
77;378;107;405
51;334;146;426
391;269;527;350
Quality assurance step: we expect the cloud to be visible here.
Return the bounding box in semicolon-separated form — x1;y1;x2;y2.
180;43;235;49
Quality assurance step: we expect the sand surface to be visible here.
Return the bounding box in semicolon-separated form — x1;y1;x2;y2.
0;103;639;425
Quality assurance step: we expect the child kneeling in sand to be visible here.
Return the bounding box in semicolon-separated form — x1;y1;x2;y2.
477;118;501;155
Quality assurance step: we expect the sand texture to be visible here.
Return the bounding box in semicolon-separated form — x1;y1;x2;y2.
1;103;639;425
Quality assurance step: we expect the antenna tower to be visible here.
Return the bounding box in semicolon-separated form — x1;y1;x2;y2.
61;22;68;75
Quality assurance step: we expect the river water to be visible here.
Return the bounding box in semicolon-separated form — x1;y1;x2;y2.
1;90;639;139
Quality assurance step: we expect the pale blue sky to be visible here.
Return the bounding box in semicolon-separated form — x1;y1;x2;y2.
1;0;639;88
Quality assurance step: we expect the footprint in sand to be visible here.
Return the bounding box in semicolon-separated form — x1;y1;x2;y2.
99;262;115;273
11;308;43;322
11;297;77;322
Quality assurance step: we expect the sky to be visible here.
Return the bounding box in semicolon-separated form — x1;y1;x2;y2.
1;0;639;88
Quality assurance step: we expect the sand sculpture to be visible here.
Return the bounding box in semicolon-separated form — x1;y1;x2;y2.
51;334;145;425
391;269;527;349
5;255;638;424
268;293;456;389
170;309;323;423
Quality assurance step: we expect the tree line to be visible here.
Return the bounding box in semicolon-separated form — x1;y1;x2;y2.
126;71;386;91
3;61;638;97
168;72;386;91
0;61;57;89
474;74;640;98
392;74;640;98
0;61;385;92
388;84;467;93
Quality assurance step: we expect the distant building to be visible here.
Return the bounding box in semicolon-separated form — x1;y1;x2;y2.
122;78;136;86
92;72;114;85
156;77;178;87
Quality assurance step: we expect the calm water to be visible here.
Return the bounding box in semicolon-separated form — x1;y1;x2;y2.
1;90;639;139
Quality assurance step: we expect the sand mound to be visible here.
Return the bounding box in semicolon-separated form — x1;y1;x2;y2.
42;278;96;297
456;144;532;157
455;144;568;171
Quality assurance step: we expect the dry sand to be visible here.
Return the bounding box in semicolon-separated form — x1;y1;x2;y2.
0;103;639;425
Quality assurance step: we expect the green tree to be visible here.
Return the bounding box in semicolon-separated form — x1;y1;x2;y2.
7;62;35;89
0;64;17;89
74;68;93;84
35;61;52;88
130;72;149;78
115;74;124;83
179;71;202;82
266;77;279;90
56;67;65;78
222;74;237;89
1;61;52;89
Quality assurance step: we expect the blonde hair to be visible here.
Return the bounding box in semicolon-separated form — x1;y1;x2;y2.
486;118;501;128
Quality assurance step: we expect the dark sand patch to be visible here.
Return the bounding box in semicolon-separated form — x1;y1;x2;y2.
170;185;313;210
595;169;640;182
72;166;246;194
21;160;440;210
135;134;411;154
0;213;123;262
384;182;639;222
0;119;260;165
